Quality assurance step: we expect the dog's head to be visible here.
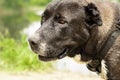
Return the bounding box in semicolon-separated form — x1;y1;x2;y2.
28;0;102;61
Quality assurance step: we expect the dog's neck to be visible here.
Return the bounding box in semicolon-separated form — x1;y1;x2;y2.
80;26;114;61
79;2;117;62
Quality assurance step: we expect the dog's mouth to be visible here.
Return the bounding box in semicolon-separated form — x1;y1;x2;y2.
38;48;68;61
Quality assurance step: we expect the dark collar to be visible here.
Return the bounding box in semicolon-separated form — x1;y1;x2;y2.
87;23;120;73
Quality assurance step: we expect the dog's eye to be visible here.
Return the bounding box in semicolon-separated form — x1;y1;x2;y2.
55;14;67;24
58;19;66;24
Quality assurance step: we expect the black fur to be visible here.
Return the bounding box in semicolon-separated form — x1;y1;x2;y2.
84;3;102;29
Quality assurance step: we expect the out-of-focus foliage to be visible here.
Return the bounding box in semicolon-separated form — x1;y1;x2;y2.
29;0;51;6
0;0;51;38
0;0;52;72
0;35;52;71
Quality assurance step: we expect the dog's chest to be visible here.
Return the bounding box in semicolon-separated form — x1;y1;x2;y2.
103;36;120;79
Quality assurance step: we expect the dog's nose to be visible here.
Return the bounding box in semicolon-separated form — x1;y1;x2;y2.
28;38;38;47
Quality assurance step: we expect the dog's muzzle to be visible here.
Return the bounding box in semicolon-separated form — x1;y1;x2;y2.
28;38;68;61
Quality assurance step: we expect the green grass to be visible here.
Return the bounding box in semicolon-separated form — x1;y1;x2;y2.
0;35;52;72
26;12;41;22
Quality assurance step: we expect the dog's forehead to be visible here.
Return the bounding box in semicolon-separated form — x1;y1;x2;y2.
46;0;85;12
46;0;61;10
43;0;86;20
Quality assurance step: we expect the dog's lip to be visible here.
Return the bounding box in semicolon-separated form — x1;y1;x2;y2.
38;48;68;61
38;55;57;61
57;48;68;59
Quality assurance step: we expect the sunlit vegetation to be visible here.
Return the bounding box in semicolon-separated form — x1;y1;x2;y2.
0;0;51;72
0;35;52;72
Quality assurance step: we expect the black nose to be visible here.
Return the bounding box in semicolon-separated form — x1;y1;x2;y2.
28;38;38;47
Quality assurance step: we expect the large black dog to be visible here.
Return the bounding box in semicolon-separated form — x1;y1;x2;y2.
28;0;120;79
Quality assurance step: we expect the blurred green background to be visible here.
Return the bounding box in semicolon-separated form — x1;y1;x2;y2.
0;0;52;72
0;0;119;72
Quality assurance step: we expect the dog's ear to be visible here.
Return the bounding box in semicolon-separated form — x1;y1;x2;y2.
84;3;102;29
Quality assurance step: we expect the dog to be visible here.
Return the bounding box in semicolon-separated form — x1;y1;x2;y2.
28;0;120;79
